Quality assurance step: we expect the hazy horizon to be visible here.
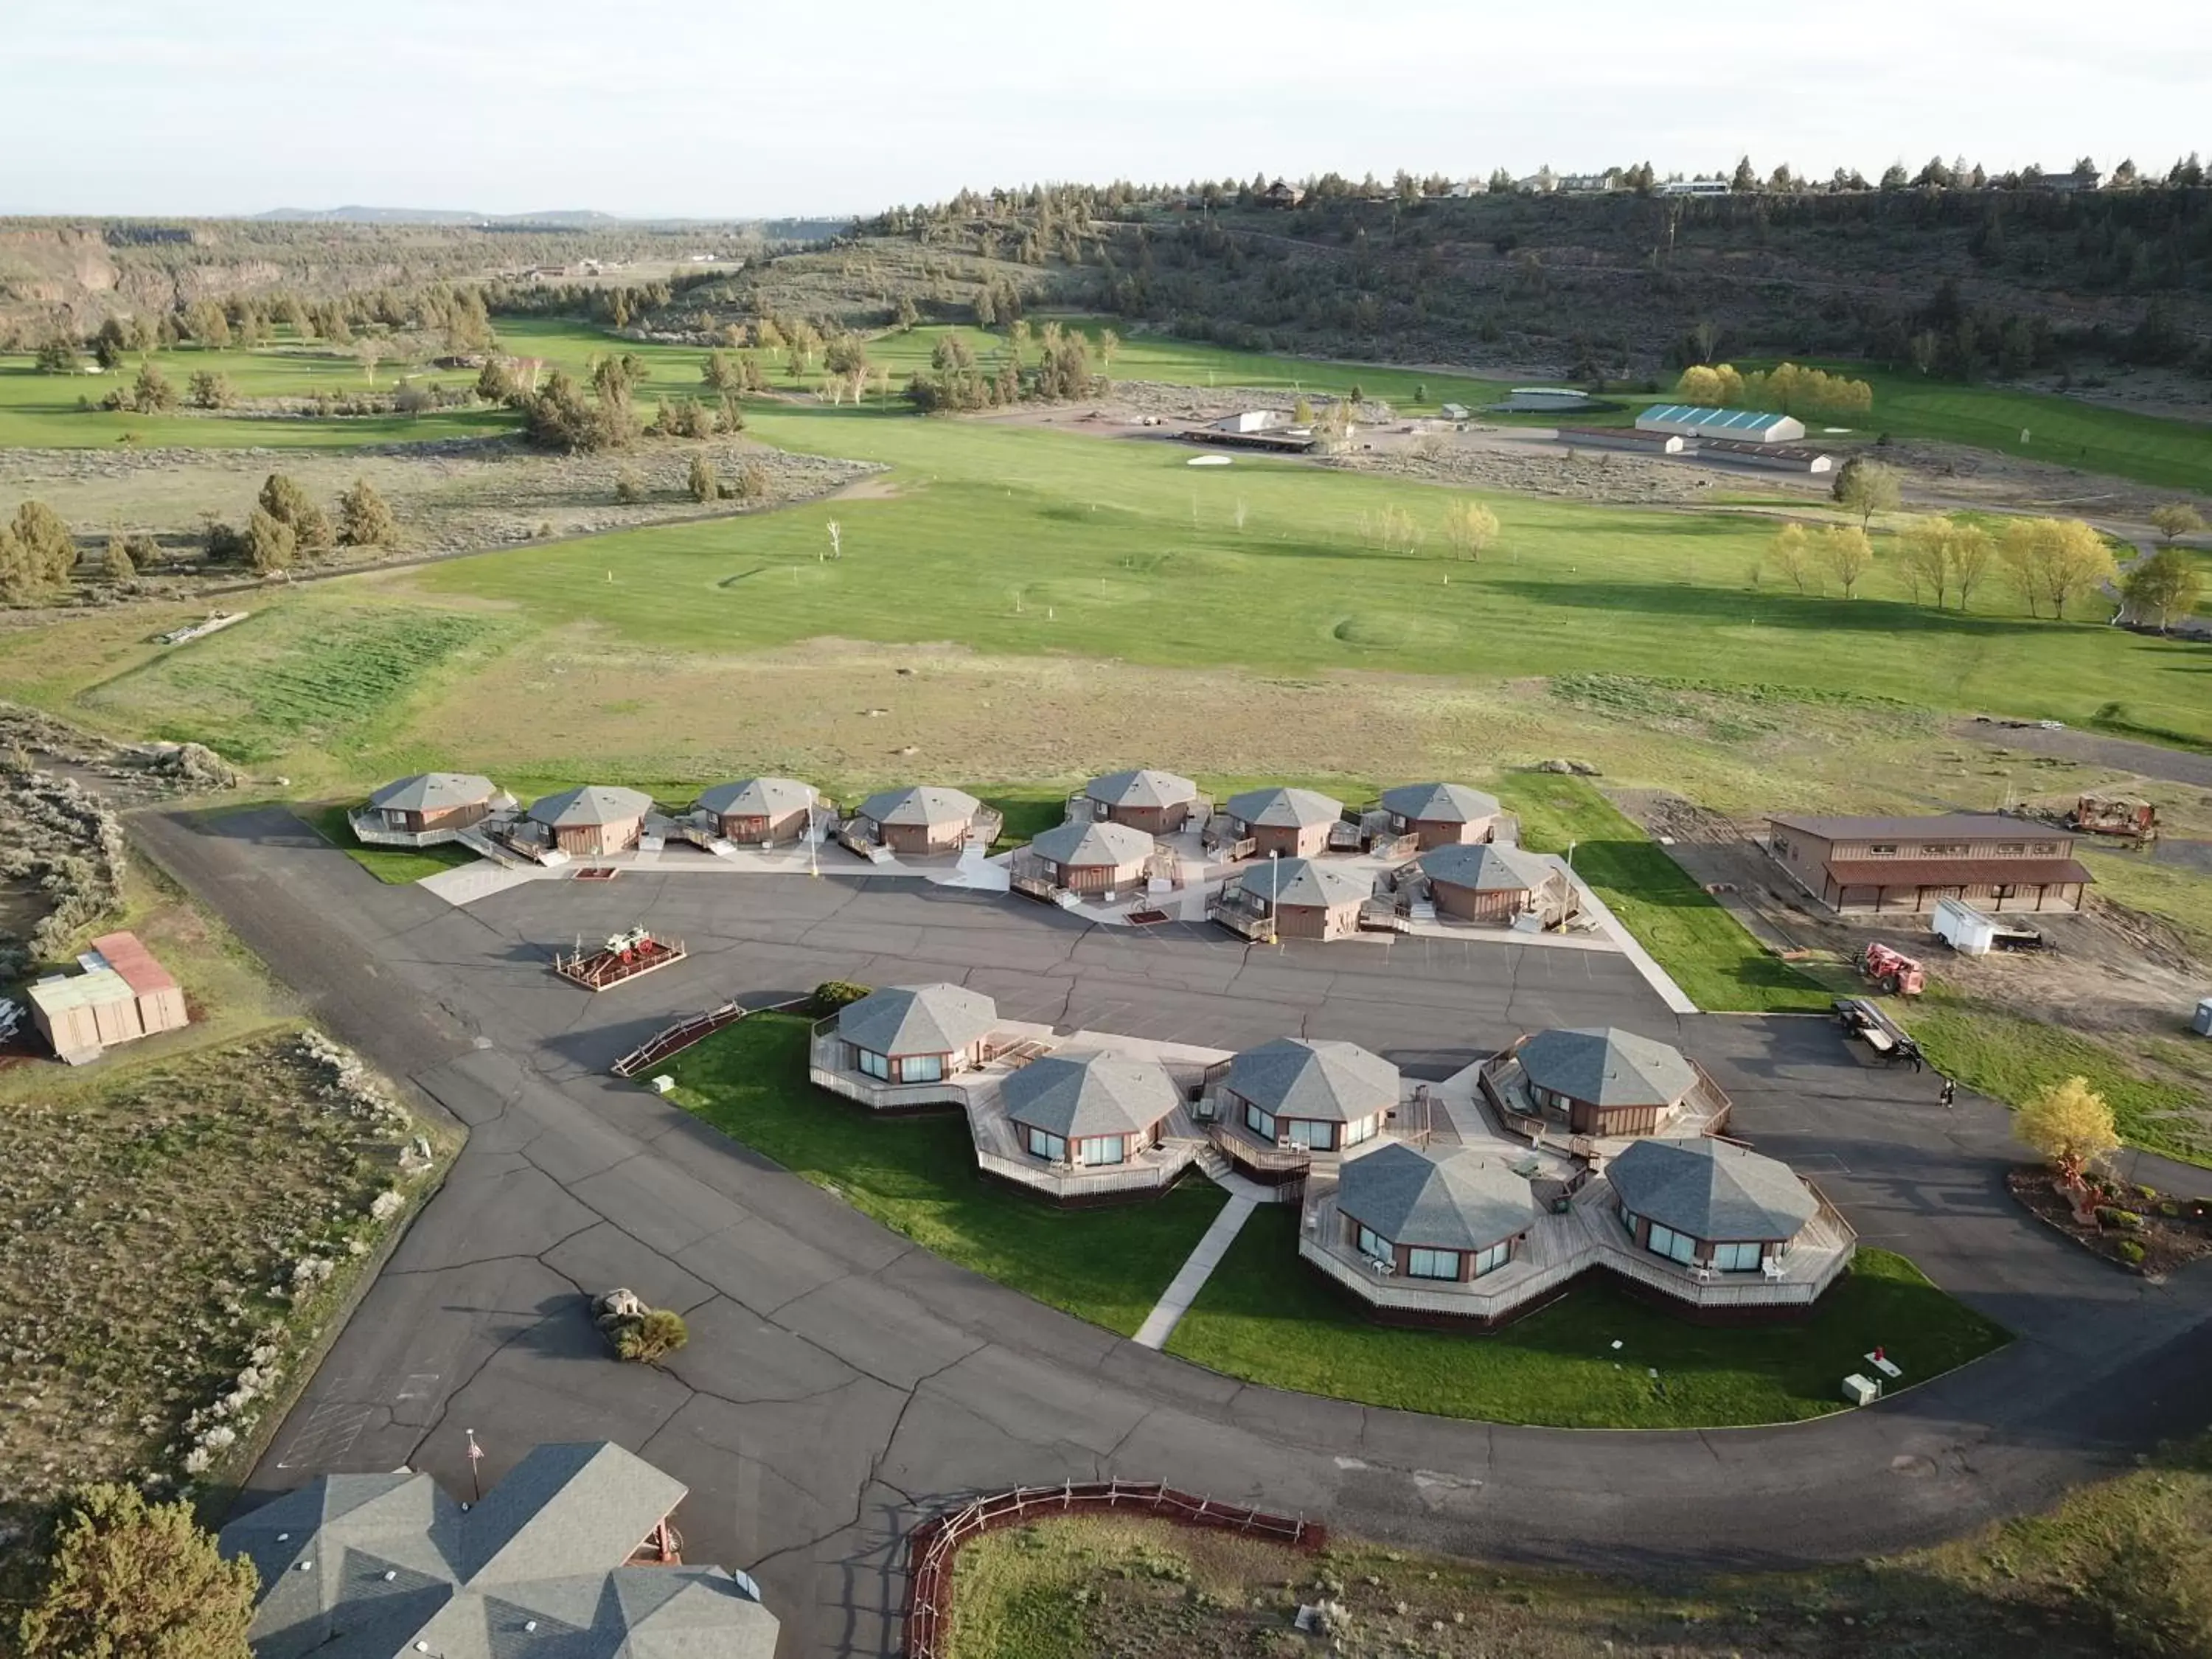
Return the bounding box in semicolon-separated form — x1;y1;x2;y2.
7;0;2206;219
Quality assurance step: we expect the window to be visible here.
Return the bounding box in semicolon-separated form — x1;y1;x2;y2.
1996;842;2025;855
1711;1240;1763;1273
1867;844;1898;858
1024;1126;1067;1162
1407;1248;1461;1281
1343;1114;1379;1147
902;1053;945;1084
1919;843;1969;857
1079;1135;1127;1166
1243;1100;1276;1141
1354;1222;1389;1262
2032;842;2062;855
857;1048;891;1081
1618;1204;1640;1234
1287;1119;1335;1151
1643;1221;1699;1266
1470;1239;1513;1277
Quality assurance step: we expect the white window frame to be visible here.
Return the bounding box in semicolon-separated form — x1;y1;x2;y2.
1343;1114;1378;1147
1711;1239;1763;1273
1287;1119;1335;1151
1644;1221;1699;1266
1079;1135;1127;1167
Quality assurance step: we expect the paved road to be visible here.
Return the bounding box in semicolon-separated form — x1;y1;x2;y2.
134;807;2212;1659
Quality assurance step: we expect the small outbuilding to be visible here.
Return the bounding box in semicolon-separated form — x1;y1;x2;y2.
1085;768;1202;834
1607;1137;1821;1275
1378;782;1503;849
1022;818;1158;895
832;983;998;1085
1214;856;1372;941
1215;1036;1398;1158
361;772;501;839
1413;842;1574;927
1514;1026;1700;1138
1336;1142;1542;1283
1217;786;1346;859
695;777;818;845
26;931;189;1064
999;1052;1181;1169
850;786;995;855
527;785;653;857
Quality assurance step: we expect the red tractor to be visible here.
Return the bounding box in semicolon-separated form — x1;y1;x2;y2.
1857;942;1927;997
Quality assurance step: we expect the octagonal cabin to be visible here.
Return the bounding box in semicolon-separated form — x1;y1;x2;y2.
1377;782;1502;850
1412;842;1574;927
1335;1141;1542;1285
361;772;501;840
1606;1136;1821;1278
1217;786;1346;859
850;786;992;855
1212;1036;1398;1172
695;777;818;846
1022;818;1158;895
998;1052;1180;1170
1085;768;1202;835
831;983;998;1087
1514;1026;1705;1139
1212;856;1371;941
526;785;653;858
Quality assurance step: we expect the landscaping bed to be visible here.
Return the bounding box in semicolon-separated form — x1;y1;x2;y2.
2007;1168;2212;1275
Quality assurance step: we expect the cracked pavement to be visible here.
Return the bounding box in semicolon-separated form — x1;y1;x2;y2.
133;806;2212;1659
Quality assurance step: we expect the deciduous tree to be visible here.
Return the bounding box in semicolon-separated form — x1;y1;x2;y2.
1440;498;1500;560
1897;515;1955;608
1832;458;1902;529
16;1483;258;1659
1820;524;1874;597
2121;548;2203;632
2149;502;2205;544
1766;522;1818;594
2017;1076;2118;1187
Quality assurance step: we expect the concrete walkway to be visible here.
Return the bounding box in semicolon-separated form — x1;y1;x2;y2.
1131;1192;1257;1349
1555;857;1701;1013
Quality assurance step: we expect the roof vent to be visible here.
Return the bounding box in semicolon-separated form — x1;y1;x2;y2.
276;1533;289;1542
524;1621;538;1633
296;1560;312;1571
383;1571;397;1582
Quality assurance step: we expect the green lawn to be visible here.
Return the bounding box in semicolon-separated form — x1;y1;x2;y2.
298;802;476;884
1164;1208;2008;1429
1500;776;1832;1012
664;1012;1227;1335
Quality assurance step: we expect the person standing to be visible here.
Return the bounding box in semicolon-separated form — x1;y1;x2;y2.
1938;1077;1957;1110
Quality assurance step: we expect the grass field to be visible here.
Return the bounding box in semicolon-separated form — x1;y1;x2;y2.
299;802;476;883
1164;1208;2008;1430
665;1012;1227;1335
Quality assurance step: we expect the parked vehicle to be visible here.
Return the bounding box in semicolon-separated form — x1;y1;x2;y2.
1857;942;1927;996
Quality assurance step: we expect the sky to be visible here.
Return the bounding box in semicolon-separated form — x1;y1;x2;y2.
6;0;2207;219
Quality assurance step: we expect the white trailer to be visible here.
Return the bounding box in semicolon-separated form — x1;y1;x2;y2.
1933;897;1997;956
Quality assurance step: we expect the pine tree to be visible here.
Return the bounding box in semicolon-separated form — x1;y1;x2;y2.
336;479;397;547
13;501;77;585
687;453;720;503
104;526;135;582
245;506;296;573
258;473;332;553
17;1483;258;1659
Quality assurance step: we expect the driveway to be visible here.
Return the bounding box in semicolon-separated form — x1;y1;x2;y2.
133;807;2212;1659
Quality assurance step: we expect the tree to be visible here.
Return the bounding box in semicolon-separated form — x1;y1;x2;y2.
1767;522;1818;594
258;473;332;553
186;369;235;410
34;332;80;373
686;453;720;504
2149;503;2205;545
336;478;396;547
0;522;38;602
1951;521;1995;611
474;358;515;403
244;506;296;573
356;336;384;385
700;349;742;394
1820;524;1874;598
1832;458;1902;529
131;363;177;412
611;1307;689;1363
1290;394;1315;426
16;1481;257;1659
613;467;644;504
1440;498;1500;560
13;500;77;586
737;459;771;500
1897;515;1955;608
1731;155;1759;192
894;295;919;331
2121;549;2203;633
2016;1076;2118;1188
103;526;135;582
2042;519;2120;616
91;317;130;370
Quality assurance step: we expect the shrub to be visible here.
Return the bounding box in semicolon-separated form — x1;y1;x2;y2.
813;979;872;1011
2117;1240;2147;1266
17;1483;259;1659
2096;1206;2144;1231
611;1307;688;1363
613;468;644;505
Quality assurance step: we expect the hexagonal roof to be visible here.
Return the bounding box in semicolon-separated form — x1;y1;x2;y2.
855;785;981;827
1338;1142;1541;1251
1416;842;1556;893
1517;1027;1694;1107
835;983;997;1056
369;772;497;813
1226;856;1371;909
1028;818;1157;869
1607;1137;1818;1241
1222;785;1343;829
999;1052;1180;1138
1224;1037;1398;1121
526;785;653;828
1086;768;1199;810
1380;782;1501;824
695;777;816;816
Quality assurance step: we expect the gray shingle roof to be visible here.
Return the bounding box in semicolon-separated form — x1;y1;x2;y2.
368;772;497;813
526;785;654;828
1087;768;1198;810
856;785;981;827
1338;1142;1541;1251
836;983;997;1056
695;777;816;816
1222;785;1343;829
218;1441;779;1659
1380;782;1501;824
1028;818;1157;869
1416;842;1555;893
1227;856;1371;909
998;1052;1179;1138
1224;1037;1398;1121
1517;1027;1694;1107
1606;1136;1819;1241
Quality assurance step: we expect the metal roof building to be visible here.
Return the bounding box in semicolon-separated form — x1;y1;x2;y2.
836;983;998;1057
1634;404;1806;445
218;1440;779;1659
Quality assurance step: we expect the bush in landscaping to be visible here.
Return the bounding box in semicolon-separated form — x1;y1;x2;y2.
2117;1241;2147;1266
611;1308;688;1364
2096;1207;2144;1231
813;979;872;1011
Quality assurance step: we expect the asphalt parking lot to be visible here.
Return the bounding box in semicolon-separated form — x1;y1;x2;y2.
134;807;2212;1659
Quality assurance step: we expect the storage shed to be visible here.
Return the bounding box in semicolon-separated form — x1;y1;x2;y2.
1085;768;1201;834
1218;786;1346;858
526;785;653;857
695;777;818;845
1377;782;1502;849
27;931;189;1064
1635;404;1806;445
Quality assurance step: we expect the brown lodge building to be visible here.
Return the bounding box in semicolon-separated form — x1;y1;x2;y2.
1766;813;2091;915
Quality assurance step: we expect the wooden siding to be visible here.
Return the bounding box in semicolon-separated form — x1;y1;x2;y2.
552;816;643;857
714;806;811;844
1272;900;1363;941
1245;822;1332;859
1101;801;1189;835
879;818;970;855
1402;815;1498;850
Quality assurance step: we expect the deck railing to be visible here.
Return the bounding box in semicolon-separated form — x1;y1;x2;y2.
345;813;465;848
971;1145;1190;1197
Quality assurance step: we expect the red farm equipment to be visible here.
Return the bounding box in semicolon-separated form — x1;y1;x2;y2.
1857;942;1927;997
554;925;689;992
2066;794;2157;846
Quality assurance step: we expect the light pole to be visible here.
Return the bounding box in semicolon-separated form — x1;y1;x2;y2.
465;1428;483;1504
1270;848;1281;950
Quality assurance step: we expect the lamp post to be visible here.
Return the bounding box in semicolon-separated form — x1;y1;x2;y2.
465;1428;483;1504
1270;847;1281;951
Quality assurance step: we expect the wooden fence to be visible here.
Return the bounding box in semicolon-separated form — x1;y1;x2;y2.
611;999;748;1077
902;1481;1321;1658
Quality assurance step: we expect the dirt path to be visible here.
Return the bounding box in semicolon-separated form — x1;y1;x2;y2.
1946;719;2212;791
